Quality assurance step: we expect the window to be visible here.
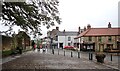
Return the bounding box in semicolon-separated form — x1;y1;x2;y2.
68;43;71;46
98;36;102;42
119;37;120;41
89;36;92;41
108;36;112;42
68;37;71;41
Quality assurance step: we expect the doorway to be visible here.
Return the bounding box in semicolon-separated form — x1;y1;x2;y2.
59;43;63;49
99;44;104;52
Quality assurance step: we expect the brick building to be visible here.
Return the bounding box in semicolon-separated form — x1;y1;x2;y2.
1;31;31;51
15;31;30;50
1;35;13;51
76;22;120;52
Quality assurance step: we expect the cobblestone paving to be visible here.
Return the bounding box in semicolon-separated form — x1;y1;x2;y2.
1;50;119;71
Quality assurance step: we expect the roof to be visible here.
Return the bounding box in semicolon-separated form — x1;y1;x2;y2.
47;29;60;38
74;29;89;39
16;31;30;38
57;31;78;36
75;28;120;38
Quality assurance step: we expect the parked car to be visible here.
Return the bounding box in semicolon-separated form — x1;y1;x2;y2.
64;46;76;51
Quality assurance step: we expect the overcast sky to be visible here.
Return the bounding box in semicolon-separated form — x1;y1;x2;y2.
40;0;120;37
0;0;120;38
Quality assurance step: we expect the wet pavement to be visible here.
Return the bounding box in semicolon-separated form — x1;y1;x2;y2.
51;49;119;69
1;49;120;70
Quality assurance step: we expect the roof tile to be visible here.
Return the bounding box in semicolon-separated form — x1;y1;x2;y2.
76;28;120;38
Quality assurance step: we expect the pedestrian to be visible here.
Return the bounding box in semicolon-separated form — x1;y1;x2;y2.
19;47;22;54
39;44;43;53
45;45;48;52
45;45;47;48
40;44;42;49
34;44;36;50
32;41;35;50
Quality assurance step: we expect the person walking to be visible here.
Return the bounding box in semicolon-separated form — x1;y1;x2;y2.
32;41;35;50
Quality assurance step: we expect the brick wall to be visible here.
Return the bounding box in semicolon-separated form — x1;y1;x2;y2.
83;35;120;51
1;31;31;51
2;35;13;51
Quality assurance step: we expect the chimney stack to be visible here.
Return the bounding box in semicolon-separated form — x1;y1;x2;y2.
56;27;59;30
87;24;91;29
63;29;65;32
108;22;111;28
78;26;81;33
84;26;86;31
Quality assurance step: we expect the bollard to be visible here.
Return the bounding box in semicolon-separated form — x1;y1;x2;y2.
89;53;90;60
58;49;59;55
90;53;93;60
78;52;80;58
64;51;65;56
71;51;73;57
111;54;112;61
52;49;54;54
89;53;93;60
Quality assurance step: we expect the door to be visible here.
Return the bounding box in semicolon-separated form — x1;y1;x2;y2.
100;44;104;52
59;43;63;49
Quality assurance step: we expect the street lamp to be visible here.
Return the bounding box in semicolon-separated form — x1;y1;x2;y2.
37;32;42;49
63;29;66;49
71;41;72;46
51;37;53;49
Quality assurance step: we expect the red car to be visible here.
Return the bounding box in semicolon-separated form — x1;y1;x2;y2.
64;46;74;49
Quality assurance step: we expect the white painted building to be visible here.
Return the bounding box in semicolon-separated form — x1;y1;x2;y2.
47;27;83;49
57;31;78;49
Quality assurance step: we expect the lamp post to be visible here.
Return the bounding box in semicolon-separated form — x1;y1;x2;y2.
71;41;72;46
37;32;42;49
51;37;53;49
50;37;54;54
63;30;66;49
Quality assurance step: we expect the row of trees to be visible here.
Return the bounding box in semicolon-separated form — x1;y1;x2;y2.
1;0;61;37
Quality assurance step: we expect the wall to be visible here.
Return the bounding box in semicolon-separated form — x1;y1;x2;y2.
83;35;120;51
58;35;78;48
2;35;13;51
16;32;30;50
1;32;31;51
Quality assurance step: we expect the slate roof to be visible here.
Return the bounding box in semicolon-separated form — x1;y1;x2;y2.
57;31;78;36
